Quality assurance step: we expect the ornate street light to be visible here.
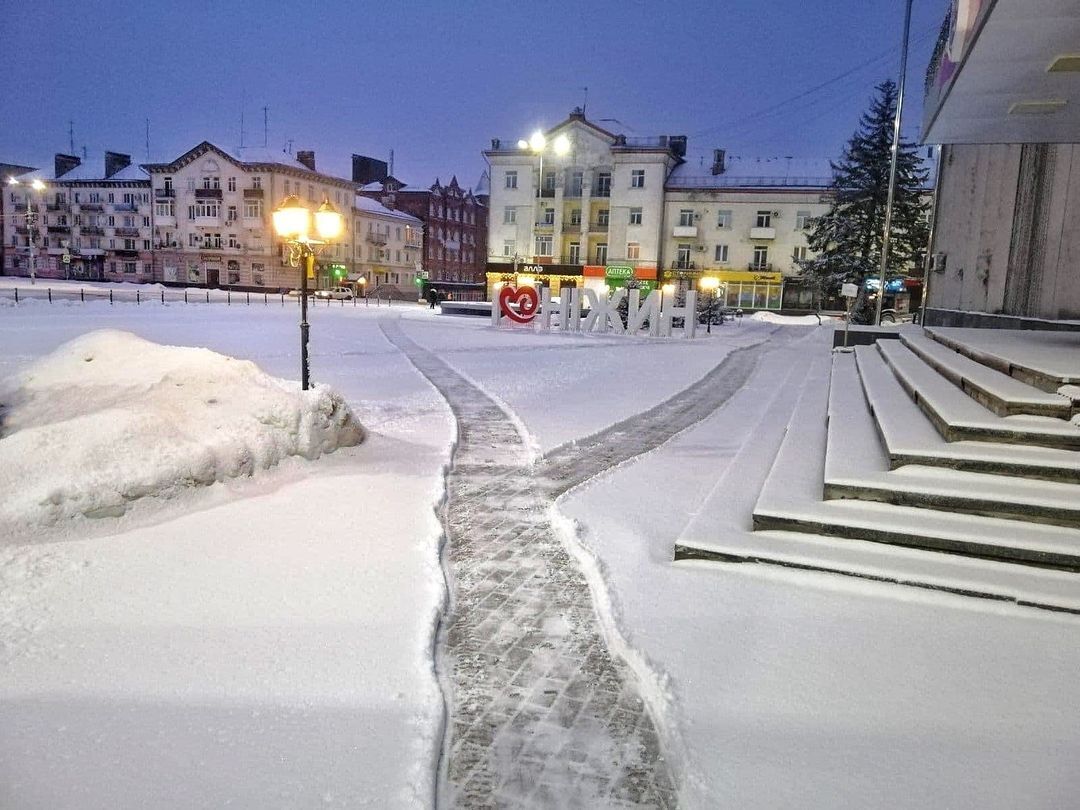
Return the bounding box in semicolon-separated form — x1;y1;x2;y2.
698;276;721;334
273;195;344;390
519;129;572;267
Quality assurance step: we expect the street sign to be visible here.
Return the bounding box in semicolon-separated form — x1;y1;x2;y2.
421;270;430;280
841;282;858;298
62;253;71;264
604;265;634;279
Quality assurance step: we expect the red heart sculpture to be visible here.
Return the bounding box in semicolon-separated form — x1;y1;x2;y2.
498;285;540;323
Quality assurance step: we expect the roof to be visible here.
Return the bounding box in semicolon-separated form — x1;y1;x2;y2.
666;153;834;189
13;157;150;183
474;169;490;196
353;194;423;224
143;142;353;187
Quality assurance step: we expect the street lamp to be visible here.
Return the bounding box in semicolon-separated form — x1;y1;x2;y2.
273;195;344;390
7;176;46;284
699;276;720;334
519;130;571;263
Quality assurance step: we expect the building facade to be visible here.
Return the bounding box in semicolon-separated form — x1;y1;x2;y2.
4;153;153;282
143;142;355;290
353;195;424;294
360;175;487;288
484;109;683;298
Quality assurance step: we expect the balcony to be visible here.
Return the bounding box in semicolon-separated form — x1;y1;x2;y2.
589;221;609;232
47;224;68;233
535;188;556;198
81;226;104;235
404;237;422;248
671;261;697;270
115;227;141;237
564;187;583;198
199;243;223;251
80;202;103;211
46;203;64;211
194;188;223;199
750;226;776;240
114;248;139;257
367;232;388;245
562;222;582;234
534;221;554;232
243;188;264;198
112;203;137;212
748;262;773;272
673;225;698;238
156;215;176;227
14;225;29;235
155;188;176;198
591;186;612;198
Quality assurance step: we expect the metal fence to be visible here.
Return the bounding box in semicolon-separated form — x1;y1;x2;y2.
0;286;408;309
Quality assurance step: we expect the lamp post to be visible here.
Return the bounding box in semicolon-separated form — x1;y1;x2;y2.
699;276;720;334
273;196;344;391
7;177;46;284
517;131;570;263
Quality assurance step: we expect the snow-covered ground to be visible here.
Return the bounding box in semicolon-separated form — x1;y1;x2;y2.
2;298;1077;808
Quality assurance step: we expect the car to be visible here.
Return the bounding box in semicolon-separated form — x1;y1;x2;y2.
313;286;353;300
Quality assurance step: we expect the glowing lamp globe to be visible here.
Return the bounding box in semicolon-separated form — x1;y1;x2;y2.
699;277;720;291
273;195;310;240
517;139;529;149
529;131;546;152
315;200;343;241
553;134;571;156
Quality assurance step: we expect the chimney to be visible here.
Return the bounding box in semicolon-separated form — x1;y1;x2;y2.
104;151;131;178
296;150;316;171
711;148;726;175
351;154;388;184
54;153;81;178
569;107;586;121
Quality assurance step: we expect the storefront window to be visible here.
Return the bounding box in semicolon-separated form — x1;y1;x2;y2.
767;284;782;309
739;285;755;308
726;285;740;307
754;285;768;309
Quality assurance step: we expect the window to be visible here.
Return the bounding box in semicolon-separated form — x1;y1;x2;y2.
194;200;220;218
535;234;553;256
569;208;581;225
108;215;115;226
141;239;150;250
595;243;608;264
143;216;151;227
189;233;200;247
164;177;173;191
505;170;518;189
252;176;262;189
228;233;239;248
542;208;554;225
503;239;516;257
123;215;135;227
186;179;196;192
396;227;402;240
283;180;290;195
596;172;611;197
796;210;812;230
716;210;732;228
597;208;609;226
715;244;729;263
752;245;769;268
627;241;640;260
90;192;101;203
308;185;315;201
244;199;262;218
630;169;645;188
679;209;694;227
756;210;772;228
227;205;238;222
793;246;808;262
108;193;115;203
207;233;222;249
503;207;516;224
227;177;236;192
677;244;692;268
569;171;584;196
123;262;136;274
629;208;642;226
568;242;581;264
542;171;556;193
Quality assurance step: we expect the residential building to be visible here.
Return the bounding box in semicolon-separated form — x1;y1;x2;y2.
143;142;355;290
360;173;488;291
921;1;1080;325
3;152;152;282
353;195;424;295
662;151;833;310
1;160;36;278
484;108;683;299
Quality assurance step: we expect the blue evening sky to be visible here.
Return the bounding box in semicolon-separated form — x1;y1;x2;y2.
0;0;945;188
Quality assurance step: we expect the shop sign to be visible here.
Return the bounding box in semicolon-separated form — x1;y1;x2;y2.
493;285;698;338
604;265;634;279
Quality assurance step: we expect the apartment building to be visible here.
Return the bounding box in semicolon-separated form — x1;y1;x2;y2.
3;152;153;282
484;108;684;298
143;142;356;290
353;195;424;294
662;152;833;310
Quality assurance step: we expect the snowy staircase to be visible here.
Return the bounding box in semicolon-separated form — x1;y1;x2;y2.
677;326;1080;613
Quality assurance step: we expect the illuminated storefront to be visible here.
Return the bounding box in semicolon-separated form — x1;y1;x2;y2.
713;269;783;310
582;264;658;296
485;262;583;299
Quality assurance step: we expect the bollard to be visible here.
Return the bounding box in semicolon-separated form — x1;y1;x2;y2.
161;290;165;304
227;290;231;306
136;290;140;305
48;288;52;303
110;290;113;305
81;288;85;303
206;291;209;303
280;293;284;307
246;292;250;305
14;288;18;304
184;289;188;304
264;293;268;306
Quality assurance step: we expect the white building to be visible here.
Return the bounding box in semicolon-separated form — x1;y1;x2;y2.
663;152;833;309
143;142;355;290
353;195;424;296
484;109;684;298
4;152;153;282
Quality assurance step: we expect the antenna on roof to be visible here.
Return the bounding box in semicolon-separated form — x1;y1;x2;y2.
145;119;151;161
240;91;246;149
389;149;394;178
285;138;294;155
263;106;269;148
68;120;75;154
582;86;588;116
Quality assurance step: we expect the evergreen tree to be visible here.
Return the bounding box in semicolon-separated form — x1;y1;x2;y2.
801;80;930;321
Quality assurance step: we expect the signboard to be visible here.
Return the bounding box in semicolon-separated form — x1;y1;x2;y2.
841;283;858;299
421;270;430;280
493;285;698;338
62;253;71;264
714;270;783;284
604;265;634;279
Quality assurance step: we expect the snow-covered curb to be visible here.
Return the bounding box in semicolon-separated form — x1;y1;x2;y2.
0;329;363;530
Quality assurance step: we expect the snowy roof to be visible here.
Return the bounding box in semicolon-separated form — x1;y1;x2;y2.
222;145;319;174
667;153;835;189
474;169;490;196
353;194;423;224
14;157;150;183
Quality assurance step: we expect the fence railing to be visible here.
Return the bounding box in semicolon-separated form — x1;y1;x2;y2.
0;285;412;309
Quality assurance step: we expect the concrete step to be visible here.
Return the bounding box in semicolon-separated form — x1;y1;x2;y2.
854;345;1080;482
753;352;1080;570
827;351;1080;528
924;326;1080;393
876;340;1080;450
899;330;1072;418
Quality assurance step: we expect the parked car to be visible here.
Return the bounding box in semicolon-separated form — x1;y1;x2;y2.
314;286;353;300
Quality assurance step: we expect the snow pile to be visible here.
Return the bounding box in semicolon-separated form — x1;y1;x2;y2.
750;311;829;325
0;330;363;529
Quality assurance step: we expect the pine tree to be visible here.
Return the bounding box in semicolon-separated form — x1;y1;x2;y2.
801;80;930;322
